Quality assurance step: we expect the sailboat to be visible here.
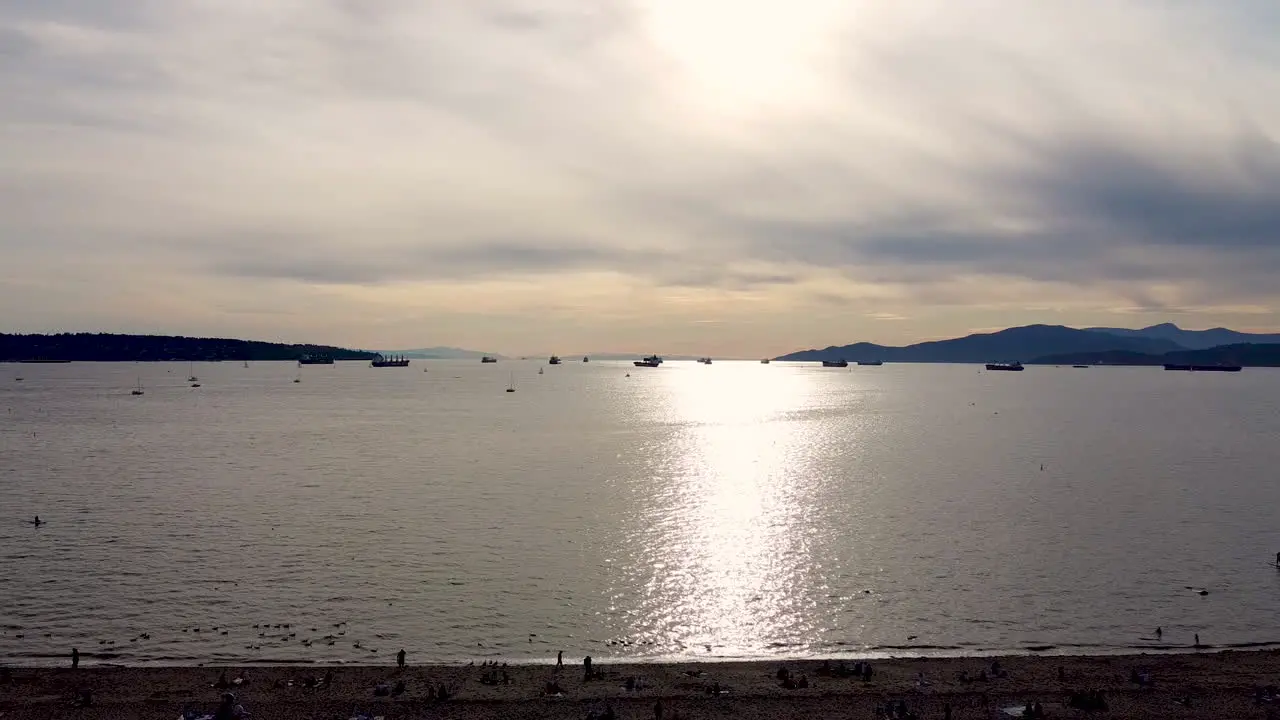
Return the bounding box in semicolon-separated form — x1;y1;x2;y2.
243;360;250;369
538;367;544;375
293;371;301;384
187;361;198;383
131;378;144;396
506;372;516;393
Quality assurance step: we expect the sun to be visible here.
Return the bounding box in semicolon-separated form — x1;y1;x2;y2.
643;0;848;110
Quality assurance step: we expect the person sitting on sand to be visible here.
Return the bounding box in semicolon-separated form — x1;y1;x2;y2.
212;692;246;720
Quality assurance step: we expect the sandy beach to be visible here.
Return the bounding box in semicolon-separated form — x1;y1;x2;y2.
5;651;1280;719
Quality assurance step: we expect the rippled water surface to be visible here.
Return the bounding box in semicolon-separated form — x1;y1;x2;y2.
2;360;1279;666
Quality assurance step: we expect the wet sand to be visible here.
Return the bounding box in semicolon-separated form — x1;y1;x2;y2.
4;651;1280;719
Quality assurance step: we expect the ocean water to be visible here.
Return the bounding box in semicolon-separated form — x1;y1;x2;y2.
1;359;1279;667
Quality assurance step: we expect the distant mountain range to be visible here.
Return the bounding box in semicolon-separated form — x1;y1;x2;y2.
776;323;1280;367
572;353;705;361
0;333;376;362
1084;322;1280;350
378;346;502;360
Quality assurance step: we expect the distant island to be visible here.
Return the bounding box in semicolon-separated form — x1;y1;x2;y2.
0;333;378;362
375;346;504;360
1029;343;1280;367
777;323;1280;367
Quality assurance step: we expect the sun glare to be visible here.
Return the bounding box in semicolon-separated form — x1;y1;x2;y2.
644;0;847;110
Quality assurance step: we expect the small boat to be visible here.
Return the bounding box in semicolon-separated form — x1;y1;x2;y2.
538;367;544;375
187;361;198;382
548;356;562;365
131;378;145;396
985;362;1024;372
822;359;849;368
293;373;301;384
298;354;334;365
633;355;663;368
190;383;201;388
858;360;883;366
760;359;770;364
1163;363;1242;372
583;356;589;363
481;356;498;364
697;357;712;364
506;372;516;393
243;360;250;369
1072;365;1090;369
371;353;410;367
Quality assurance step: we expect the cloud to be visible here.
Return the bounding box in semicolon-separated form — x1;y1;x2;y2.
1;0;1279;353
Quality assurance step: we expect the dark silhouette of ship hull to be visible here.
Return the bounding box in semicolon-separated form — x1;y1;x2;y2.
1163;364;1241;372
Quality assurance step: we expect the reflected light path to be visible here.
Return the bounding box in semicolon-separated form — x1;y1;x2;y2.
625;363;846;657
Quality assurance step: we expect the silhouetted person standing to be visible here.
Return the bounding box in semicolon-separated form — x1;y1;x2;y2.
397;649;406;669
583;655;592;681
1156;626;1162;640
71;647;79;670
1194;633;1201;648
557;650;563;668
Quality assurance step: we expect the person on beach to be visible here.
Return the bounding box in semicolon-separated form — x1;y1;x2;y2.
584;655;593;681
71;647;79;670
1194;633;1201;648
557;650;563;668
1156;626;1162;640
397;649;406;669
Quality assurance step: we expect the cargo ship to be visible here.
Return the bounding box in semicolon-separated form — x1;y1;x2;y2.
371;353;410;367
985;362;1024;371
297;354;334;365
822;359;849;368
1163;363;1242;372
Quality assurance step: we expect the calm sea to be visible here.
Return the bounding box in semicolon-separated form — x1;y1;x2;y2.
2;360;1279;666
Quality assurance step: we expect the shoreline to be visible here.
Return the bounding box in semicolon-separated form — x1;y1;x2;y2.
5;650;1280;719
9;639;1278;670
10;645;1266;669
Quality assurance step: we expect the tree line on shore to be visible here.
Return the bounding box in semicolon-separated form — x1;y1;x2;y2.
0;333;376;362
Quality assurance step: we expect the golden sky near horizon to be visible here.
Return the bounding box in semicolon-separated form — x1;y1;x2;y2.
3;1;1280;356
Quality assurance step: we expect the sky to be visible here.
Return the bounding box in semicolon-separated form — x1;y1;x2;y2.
3;0;1280;357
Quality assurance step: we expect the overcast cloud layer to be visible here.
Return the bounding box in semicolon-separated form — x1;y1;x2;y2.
3;0;1279;355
